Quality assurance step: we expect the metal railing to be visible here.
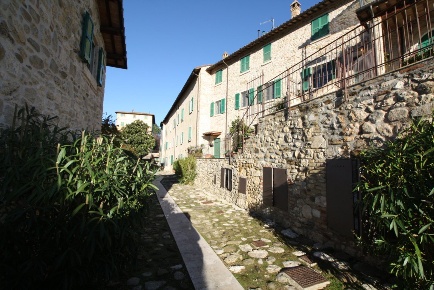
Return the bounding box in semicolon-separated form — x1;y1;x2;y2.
233;0;433;153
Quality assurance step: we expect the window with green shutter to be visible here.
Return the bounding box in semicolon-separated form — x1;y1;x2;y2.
215;70;223;84
263;43;271;62
80;12;94;65
248;88;254;105
240;55;250;73
188;127;192;141
97;48;105;86
311;14;329;41
274;79;281;98
181;132;184;144
189;97;194;113
235;93;240;110
210;102;214;117
170;155;173;165
181;108;184;122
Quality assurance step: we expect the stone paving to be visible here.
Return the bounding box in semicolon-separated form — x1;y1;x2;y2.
156;174;392;290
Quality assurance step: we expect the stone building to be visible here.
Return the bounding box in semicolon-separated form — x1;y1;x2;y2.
0;0;127;130
115;111;155;132
195;0;434;255
160;0;362;169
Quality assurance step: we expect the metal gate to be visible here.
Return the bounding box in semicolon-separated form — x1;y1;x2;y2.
263;167;288;211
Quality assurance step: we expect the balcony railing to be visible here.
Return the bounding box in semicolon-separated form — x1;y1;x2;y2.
233;0;433;153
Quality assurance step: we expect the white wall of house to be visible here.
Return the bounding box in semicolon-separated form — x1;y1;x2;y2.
115;112;154;131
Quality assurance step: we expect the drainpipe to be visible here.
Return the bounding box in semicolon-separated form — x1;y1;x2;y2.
222;59;229;154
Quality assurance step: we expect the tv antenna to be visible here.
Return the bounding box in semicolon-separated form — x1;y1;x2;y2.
260;18;275;30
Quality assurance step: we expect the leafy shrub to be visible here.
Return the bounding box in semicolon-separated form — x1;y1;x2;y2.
230;117;254;152
173;156;196;184
0;106;156;289
356;116;434;289
121;120;155;157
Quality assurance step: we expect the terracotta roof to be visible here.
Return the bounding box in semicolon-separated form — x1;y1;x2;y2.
97;0;127;69
206;0;353;73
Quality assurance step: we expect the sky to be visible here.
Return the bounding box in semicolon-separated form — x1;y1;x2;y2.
103;0;319;126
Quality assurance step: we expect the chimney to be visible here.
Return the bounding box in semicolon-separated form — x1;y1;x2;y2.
222;51;229;59
290;0;301;18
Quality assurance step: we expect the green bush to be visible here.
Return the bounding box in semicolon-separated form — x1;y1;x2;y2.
173;156;196;184
0;106;157;289
356;115;434;289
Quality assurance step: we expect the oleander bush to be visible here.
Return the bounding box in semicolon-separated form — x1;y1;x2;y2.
0;106;157;289
357;115;434;289
173;156;196;184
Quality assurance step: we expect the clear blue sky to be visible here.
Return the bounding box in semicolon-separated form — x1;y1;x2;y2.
103;0;319;125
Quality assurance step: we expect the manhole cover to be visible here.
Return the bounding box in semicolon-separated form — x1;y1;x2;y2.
282;265;329;289
251;240;267;247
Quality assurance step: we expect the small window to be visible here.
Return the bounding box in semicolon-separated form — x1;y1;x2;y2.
240;90;248;107
257;85;263;104
215;98;226;115
215;69;223;84
263;43;271;62
248;88;254;105
210;102;214;117
188;127;192;141
181;132;184;144
121;122;124;126
311;14;329;41
301;67;312;92
189;97;194;113
181;108;184;122
263;82;274;101
240;55;250;73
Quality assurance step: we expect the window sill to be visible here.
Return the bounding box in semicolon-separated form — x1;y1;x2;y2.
262;60;272;66
240;69;250;76
309;33;331;45
215;82;222;87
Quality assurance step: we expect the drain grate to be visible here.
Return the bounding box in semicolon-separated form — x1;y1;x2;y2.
251;240;267;247
282;265;329;289
299;255;317;267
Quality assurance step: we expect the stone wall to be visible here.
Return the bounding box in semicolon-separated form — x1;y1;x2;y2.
196;59;434;255
0;0;105;131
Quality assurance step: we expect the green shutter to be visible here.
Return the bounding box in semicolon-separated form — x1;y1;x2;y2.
302;68;311;91
263;43;271;62
181;108;184;121
274;79;281;98
220;98;226;113
248;88;254;105
311;14;329;41
240;55;250;73
80;12;94;64
97;48;105;86
188;127;192;141
235;93;240;110
257;85;263;104
215;70;222;84
210;102;214;117
181;132;184;144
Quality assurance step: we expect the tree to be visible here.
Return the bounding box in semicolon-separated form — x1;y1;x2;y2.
121;120;155;157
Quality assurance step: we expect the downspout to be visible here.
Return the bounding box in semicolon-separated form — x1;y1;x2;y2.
222;59;229;154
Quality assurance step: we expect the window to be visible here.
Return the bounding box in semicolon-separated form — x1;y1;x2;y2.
121;122;124;126
189;97;194;113
312;60;336;89
240;55;250;73
220;168;233;191
215;98;226;115
235;93;240;110
133;115;136;118
215;69;223;84
210;102;214;117
177;114;179;125
181;108;184;122
80;12;105;87
188;127;192;141
165;142;168;150
170;155;173;165
240;90;248;107
248;88;254;105
181;132;184;144
257;85;263;104
263;43;271;62
311;14;329;41
263;82;274;101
